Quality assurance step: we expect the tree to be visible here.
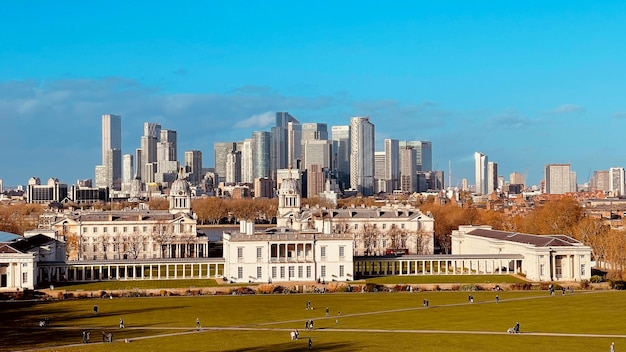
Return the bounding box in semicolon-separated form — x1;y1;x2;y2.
360;222;379;256
386;224;406;254
151;221;174;258
65;231;80;260
99;233;111;260
125;232;145;260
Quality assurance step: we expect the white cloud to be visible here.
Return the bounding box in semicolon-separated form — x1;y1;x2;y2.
234;111;275;129
550;104;585;114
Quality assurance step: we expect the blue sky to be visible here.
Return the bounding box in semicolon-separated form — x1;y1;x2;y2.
2;1;626;188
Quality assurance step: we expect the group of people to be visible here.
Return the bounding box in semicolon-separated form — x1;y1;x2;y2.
81;331;91;343
305;319;315;330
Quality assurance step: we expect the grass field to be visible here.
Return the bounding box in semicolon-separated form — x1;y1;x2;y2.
2;282;625;352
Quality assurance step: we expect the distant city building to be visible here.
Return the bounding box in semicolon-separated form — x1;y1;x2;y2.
609;167;625;197
590;170;610;192
398;140;432;171
384;139;400;192
26;177;68;204
271;112;300;179
474;152;488;195
254;177;274;198
252;131;271;180
225;151;242;184
350;117;375;196
302;139;333;171
331;125;351;190
545;163;577;194
487;161;498;193
96;114;122;191
184;150;203;186
240;139;253;183
374;151;387;193
307;164;325;198
214;142;237;184
400;146;417;193
509;172;525;187
301;122;328;141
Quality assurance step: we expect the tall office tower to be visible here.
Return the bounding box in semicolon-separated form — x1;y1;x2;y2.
287;121;302;169
0;179;3;193
474;152;488;195
225;151;242;184
241;139;253;183
302;139;333;171
609;167;626;196
185;150;203;186
400;146;417;193
384;139;400;192
545;163;576;194
510;172;525;186
158;129;177;161
271;112;300;178
374;151;387;193
139;122;161;184
307;164;325;198
96;114;122;190
590;170;610;192
398;141;433;171
487;161;498;194
331;125;350;189
214;142;237;184
121;154;134;192
302;123;328;142
252;131;271;180
461;178;468;192
350;117;375;196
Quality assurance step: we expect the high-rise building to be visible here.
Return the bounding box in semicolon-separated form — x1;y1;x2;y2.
384;139;400;192
97;114;122;191
374;151;387;193
241;139;253;183
287;121;302;170
214;142;237;184
350;117;375;196
271;112;300;178
122;154;134;192
545;163;576;194
400;146;417;193
590;170;610;192
398;141;432;171
609;167;625;196
307;164;325;198
225;151;242;184
510;172;525;186
331;125;350;189
253;131;271;180
487;161;498;194
302;123;328;142
474;152;488;195
158;129;177;162
185;150;203;186
139;122;161;184
302;139;333;171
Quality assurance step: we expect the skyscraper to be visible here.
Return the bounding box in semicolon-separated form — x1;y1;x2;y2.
398;141;433;171
545;163;576;194
374;151;387;193
609;167;625;196
384;139;400;192
140;122;161;184
400;146;417;193
350;117;375;196
253;131;271;180
331;125;350;189
271;112;300;178
487;161;498;194
97;114;122;190
214;142;237;184
241;139;253;183
185;150;203;186
122;154;134;191
474;152;488;195
302;123;328;142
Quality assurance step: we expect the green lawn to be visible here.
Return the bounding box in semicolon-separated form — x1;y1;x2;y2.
1;288;624;351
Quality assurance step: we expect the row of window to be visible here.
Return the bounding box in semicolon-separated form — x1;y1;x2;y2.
236;265;345;280
238;246;346;259
79;224;193;234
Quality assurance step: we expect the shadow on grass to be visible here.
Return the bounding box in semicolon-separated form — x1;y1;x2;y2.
222;340;352;352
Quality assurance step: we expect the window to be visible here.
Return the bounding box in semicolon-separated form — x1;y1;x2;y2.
93;245;97;252
540;264;545;276
22;272;28;284
339;246;345;258
237;267;243;279
382;224;387;229
237;247;244;259
321;265;326;278
256;247;263;259
354;224;358;229
103;227;108;233
272;267;277;278
257;267;262;279
113;227;117;233
280;266;285;278
133;226;138;232
401;224;405;229
321;246;327;258
339;265;345;277
123;227;127;233
298;266;303;278
82;228;87;233
143;226;148;232
581;264;586;276
306;266;311;278
93;227;98;233
288;266;295;279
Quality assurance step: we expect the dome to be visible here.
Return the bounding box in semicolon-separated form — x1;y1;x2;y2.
170;178;191;196
280;178;299;195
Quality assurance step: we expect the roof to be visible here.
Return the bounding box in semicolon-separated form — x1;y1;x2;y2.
467;228;584;247
0;231;21;242
10;234;56;253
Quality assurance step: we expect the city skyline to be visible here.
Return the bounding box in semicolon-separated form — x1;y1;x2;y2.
3;3;626;187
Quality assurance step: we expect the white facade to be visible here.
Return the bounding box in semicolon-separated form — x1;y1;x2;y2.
223;223;354;284
474;152;488;195
451;225;592;282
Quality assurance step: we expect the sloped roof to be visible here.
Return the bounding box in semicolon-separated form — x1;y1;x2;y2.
467;228;583;247
0;243;21;254
10;234;56;253
312;208;427;220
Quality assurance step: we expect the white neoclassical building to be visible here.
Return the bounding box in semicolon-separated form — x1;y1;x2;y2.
451;225;592;282
48;175;208;261
276;176;435;255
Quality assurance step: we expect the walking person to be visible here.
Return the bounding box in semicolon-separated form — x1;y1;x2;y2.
119;317;125;329
308;337;312;350
305;320;309;330
611;342;615;352
496;295;500;303
325;307;329;317
196;318;201;330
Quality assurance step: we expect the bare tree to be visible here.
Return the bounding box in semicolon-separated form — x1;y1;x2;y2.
181;233;198;258
386;225;407;254
413;229;432;255
125;231;145;260
151;221;174;258
360;222;379;256
99;233;110;260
